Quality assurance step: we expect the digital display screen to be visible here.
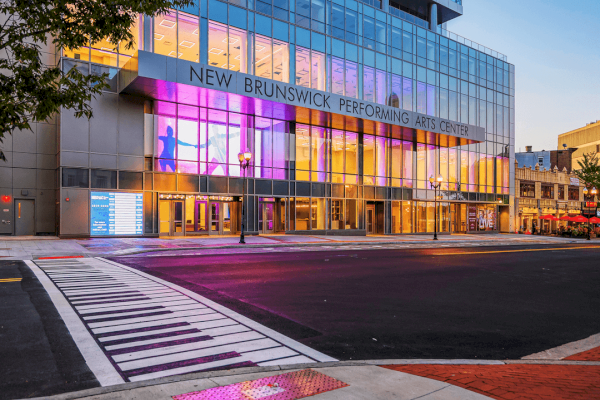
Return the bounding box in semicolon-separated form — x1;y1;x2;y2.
90;192;143;236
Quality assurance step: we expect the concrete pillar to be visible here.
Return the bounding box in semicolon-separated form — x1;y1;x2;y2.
382;0;388;12
429;3;438;32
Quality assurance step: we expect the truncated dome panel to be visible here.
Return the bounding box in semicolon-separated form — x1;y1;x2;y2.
172;369;348;400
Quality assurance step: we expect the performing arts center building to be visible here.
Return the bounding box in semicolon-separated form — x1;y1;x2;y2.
1;0;516;237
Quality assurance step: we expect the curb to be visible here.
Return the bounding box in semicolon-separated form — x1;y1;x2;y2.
25;359;600;400
86;239;582;257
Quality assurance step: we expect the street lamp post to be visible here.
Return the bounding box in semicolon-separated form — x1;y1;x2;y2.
583;187;598;241
429;175;443;240
238;150;252;244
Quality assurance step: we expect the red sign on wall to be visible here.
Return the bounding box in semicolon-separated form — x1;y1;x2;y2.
468;206;477;232
585;202;597;208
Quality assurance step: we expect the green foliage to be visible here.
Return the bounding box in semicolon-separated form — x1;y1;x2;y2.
0;0;193;160
574;152;600;191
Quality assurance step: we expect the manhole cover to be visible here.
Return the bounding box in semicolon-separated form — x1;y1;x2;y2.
172;369;348;400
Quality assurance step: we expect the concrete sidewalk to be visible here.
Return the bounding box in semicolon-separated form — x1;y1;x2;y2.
0;233;587;260
28;358;600;400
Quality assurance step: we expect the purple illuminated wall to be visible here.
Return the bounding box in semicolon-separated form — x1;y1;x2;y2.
155;101;289;180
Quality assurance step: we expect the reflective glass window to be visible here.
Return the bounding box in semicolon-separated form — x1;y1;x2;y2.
178;12;199;62
295;46;311;87
208;21;228;68
402;78;413;111
345;61;358;98
154;11;177;58
207;109;227;176
376;69;387;105
272;40;289;82
363;66;375;102
255;34;273;79
331;56;345;95
311;50;326;90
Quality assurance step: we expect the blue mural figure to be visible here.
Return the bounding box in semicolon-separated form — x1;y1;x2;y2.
158;126;197;172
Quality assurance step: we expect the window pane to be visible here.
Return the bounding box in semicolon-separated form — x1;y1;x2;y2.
229;26;248;73
255;117;272;178
295;124;310;178
416;143;426;188
90;37;117;66
363;66;375;102
402;141;413;188
119;171;143;190
331;130;344;174
311;50;326;90
272;120;289;179
345;131;358;175
331;56;345;96
208;21;228;68
207;109;227;176
416;81;426;114
255;34;272;79
154;11;177;58
62;168;89;188
390;74;402;108
295;46;310;87
229;112;249;177
156;115;177;172
91;169;117;189
272;39;289;82
427;84;436;116
402;77;413;111
376;69;386;105
311;126;328;181
345;61;358;98
118;15;142;67
178;12;199;62
363;135;375;178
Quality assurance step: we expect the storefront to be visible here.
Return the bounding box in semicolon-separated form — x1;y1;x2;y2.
58;50;513;238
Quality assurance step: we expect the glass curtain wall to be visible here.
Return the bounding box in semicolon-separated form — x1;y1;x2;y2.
154;101;291;179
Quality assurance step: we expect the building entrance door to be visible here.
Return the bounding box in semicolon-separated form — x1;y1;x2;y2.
259;202;275;233
366;205;375;234
159;200;185;236
15;199;34;236
209;201;237;235
451;204;467;233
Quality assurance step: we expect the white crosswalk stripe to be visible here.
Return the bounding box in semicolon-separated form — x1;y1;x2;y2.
27;257;335;384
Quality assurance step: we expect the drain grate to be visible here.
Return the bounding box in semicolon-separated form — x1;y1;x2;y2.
172;369;348;400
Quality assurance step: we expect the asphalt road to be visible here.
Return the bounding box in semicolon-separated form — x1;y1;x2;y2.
0;261;98;400
111;244;600;361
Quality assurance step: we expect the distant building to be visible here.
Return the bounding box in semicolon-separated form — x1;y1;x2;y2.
515;147;551;170
558;120;600;171
516;146;577;173
515;161;589;234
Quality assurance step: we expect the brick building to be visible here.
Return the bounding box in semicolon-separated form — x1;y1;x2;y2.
515;161;593;234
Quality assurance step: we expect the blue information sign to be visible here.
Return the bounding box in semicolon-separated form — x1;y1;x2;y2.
91;192;143;236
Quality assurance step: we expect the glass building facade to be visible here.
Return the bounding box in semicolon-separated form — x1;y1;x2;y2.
59;0;515;237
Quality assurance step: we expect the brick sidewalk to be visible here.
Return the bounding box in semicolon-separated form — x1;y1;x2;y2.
382;364;600;400
564;345;600;361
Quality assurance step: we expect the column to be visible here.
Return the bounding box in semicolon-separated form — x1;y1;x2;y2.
429;3;438;32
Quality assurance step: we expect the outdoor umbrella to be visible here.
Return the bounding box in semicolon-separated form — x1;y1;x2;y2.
572;215;589;223
549;216;559;221
589;217;600;224
539;215;554;220
559;215;572;221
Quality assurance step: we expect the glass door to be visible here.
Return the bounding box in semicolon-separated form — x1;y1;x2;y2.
366;205;375;234
173;200;184;236
264;203;274;233
195;200;208;233
210;202;221;234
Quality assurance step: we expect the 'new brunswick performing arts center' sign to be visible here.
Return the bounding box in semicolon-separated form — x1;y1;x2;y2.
120;51;485;142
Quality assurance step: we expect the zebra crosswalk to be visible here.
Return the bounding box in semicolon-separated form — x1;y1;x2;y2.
25;257;335;385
